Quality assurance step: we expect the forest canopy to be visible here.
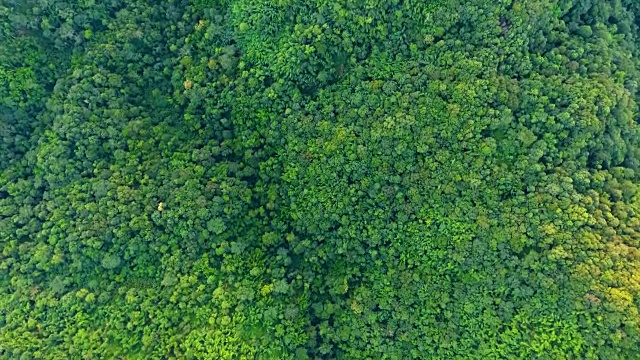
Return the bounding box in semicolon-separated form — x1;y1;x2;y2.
2;0;640;359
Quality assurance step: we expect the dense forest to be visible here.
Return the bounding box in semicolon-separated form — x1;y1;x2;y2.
1;0;640;358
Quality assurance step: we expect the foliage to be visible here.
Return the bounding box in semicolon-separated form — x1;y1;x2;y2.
1;0;640;358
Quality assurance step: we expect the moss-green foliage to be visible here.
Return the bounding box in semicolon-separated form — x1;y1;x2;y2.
2;0;640;358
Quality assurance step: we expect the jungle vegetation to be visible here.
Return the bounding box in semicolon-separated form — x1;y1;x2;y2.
2;0;640;359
